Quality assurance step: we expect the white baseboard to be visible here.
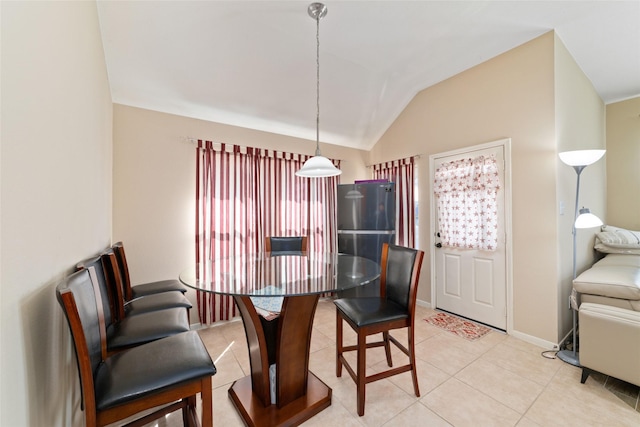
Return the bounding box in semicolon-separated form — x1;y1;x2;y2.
416;298;432;309
509;329;559;351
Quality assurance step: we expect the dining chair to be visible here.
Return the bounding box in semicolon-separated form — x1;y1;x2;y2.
75;258;190;355
99;250;192;319
265;236;308;253
56;268;216;427
251;236;309;318
112;241;187;300
333;243;425;416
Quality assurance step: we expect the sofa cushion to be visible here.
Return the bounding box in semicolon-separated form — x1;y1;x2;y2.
574;265;640;301
594;225;640;255
593;253;640;268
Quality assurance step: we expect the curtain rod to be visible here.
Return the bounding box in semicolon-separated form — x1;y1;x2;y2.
366;154;422;168
181;136;343;161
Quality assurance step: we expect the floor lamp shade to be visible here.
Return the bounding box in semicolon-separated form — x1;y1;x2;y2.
559;149;606;167
574;207;603;229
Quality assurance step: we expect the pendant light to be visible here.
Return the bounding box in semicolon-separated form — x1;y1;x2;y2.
296;2;342;178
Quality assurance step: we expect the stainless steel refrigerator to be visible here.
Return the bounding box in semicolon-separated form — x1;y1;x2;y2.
337;181;396;264
337;181;395;298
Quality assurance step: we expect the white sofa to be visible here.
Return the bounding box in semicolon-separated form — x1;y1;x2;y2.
572;226;640;387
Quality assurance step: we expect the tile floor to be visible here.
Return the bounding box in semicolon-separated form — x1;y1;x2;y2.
156;299;639;426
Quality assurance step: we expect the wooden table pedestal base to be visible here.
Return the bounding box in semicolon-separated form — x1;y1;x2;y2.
229;372;331;427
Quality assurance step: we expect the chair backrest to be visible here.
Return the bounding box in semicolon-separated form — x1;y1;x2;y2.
380;243;424;313
111;241;134;301
266;236;308;253
76;256;117;326
99;249;129;321
56;268;106;413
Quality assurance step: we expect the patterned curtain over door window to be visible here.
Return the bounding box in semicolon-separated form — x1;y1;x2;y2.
195;140;339;324
433;155;500;251
372;157;415;247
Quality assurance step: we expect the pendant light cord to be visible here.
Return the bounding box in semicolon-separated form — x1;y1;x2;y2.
315;14;321;156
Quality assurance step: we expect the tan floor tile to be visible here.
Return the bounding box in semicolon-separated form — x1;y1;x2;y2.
455;358;544;414
212;385;245;427
230;343;251;376
300;398;363;426
422;377;521;427
481;342;562;386
197;324;232;349
330;377;418;426
525;381;640;426
209;343;246;388
382;401;453;426
502;335;555;357
544;363;640;419
515;417;542;427
370;355;450;396
309;344;353;389
309;327;334;353
415;334;479;375
218;318;247;343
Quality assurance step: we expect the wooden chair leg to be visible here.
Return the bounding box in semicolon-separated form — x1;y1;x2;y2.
336;311;343;377
383;331;393;367
201;377;213;427
357;331;367;416
182;396;195;426
408;326;420;397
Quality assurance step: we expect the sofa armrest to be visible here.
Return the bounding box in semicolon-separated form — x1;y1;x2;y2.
579;303;640;387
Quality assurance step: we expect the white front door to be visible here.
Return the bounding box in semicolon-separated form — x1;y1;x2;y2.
431;142;508;330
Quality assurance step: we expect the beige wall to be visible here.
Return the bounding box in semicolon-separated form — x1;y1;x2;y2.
1;2;112;426
553;35;606;339
112;104;367;322
370;31;605;345
606;97;640;230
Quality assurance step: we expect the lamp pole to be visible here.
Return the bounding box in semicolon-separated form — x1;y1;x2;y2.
556;165;584;366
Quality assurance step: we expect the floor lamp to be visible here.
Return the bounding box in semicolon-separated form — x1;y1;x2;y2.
557;149;605;366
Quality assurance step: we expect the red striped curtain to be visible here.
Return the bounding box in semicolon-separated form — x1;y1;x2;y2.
195;140;340;324
372;157;415;247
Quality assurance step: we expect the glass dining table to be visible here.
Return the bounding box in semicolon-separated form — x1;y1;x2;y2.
179;252;380;427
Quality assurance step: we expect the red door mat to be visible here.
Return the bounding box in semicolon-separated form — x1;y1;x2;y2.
425;312;491;341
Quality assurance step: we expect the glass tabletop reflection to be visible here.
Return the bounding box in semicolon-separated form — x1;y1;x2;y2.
179;252;380;297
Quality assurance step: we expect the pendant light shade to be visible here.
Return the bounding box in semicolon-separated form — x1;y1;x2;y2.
296;2;342;178
297;154;341;177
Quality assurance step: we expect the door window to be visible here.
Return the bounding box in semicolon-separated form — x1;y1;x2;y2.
433;155;500;251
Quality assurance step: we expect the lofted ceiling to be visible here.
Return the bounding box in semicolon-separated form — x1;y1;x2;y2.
97;1;640;151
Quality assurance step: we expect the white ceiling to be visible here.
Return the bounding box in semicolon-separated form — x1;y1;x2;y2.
97;1;640;151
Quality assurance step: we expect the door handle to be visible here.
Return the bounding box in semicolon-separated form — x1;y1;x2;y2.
435;243;442;248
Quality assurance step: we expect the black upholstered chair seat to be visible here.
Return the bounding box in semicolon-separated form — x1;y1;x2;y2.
125;291;192;317
130;279;187;298
95;331;216;411
107;307;189;351
334;297;408;327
